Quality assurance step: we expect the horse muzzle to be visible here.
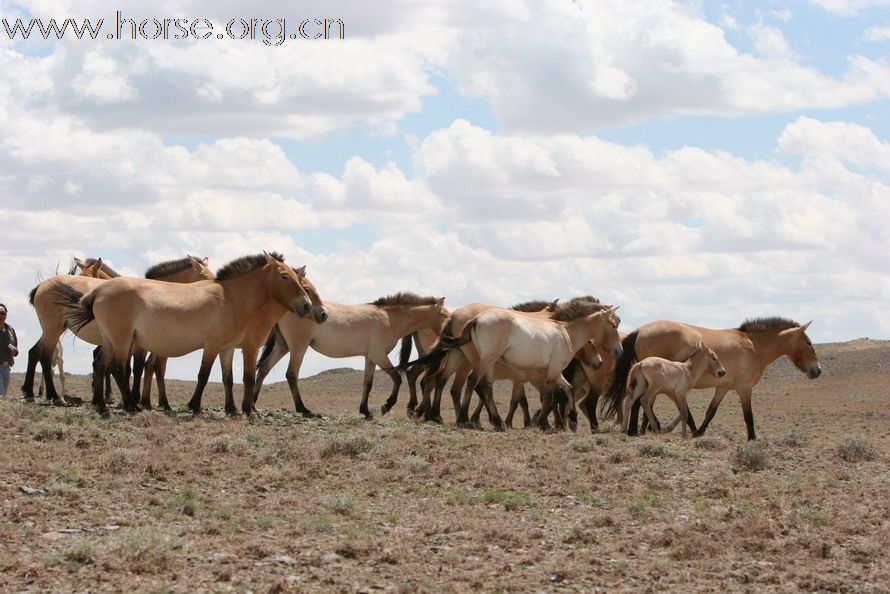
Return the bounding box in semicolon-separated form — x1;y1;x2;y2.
294;297;312;317
807;363;822;379
314;307;329;324
612;344;623;359
717;368;726;378
590;354;604;370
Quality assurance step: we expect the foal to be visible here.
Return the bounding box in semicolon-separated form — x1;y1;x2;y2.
622;342;726;438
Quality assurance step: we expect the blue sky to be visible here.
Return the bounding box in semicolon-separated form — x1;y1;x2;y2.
1;0;889;386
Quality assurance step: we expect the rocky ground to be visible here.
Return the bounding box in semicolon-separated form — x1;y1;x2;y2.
1;339;888;593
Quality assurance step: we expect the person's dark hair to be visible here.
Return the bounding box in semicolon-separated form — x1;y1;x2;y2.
0;303;6;313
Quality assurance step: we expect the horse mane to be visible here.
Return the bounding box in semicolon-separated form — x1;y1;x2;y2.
216;252;284;281
370;292;440;307
28;284;38;306
82;258;121;278
510;300;554;312
737;317;800;333
566;295;600;304
551;300;611;322
145;256;204;280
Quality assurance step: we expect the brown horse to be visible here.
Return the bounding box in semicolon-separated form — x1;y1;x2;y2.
23;256;214;405
253;292;449;419
622;342;726;438
56;252;314;416
602;317;821;440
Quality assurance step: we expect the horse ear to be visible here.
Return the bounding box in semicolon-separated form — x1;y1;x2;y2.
799;321;812;332
294;265;306;277
263;251;278;267
93;258;103;277
547;298;559;311
74;257;86;270
436;297;445;307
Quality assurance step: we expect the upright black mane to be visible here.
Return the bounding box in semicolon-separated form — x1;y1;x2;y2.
78;258;121;278
566;295;600;305
216;252;283;281
371;292;440;307
145;256;204;280
511;299;555;312
551;300;611;322
738;317;800;333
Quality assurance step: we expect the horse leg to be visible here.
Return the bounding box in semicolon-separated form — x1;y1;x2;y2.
583;388;599;432
140;353;156;410
405;364;424;415
91;347;110;416
128;346;146;412
505;382;524;429
218;348;237;416
458;370;480;428
678;391;690;439
415;371;435;419
109;355;134;413
39;344;63;405
641;390;662;434
379;363;402;416
57;345;66;399
358;358;376;420
470;381;486;427
154;356;172;412
187;354;216;415
21;339;43;401
241;346;260;417
479;376;505;432
283;348;316;417
738;387;756;441
692;386;730;438
254;330;292;408
558;378;578;432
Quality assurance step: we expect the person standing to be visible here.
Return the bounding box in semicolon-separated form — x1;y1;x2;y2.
0;303;18;396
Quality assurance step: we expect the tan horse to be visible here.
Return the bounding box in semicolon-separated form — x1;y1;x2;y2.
408;299;559;424
23;256;214;404
56;252;314;416
602;317;821;440
622;342;726;438
420;302;620;431
253;293;449;419
72;257;119;280
137;257;218;410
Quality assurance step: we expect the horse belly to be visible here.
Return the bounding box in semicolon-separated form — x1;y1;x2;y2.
310;319;370;359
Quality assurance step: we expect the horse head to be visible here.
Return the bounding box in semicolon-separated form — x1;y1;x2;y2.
294;267;328;324
265;253;312;318
577;340;604;370
785;321;821;379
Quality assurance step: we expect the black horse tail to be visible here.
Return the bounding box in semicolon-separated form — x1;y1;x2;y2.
258;324;283;367
600;330;639;421
398;332;416;369
51;280;94;335
398;319;473;372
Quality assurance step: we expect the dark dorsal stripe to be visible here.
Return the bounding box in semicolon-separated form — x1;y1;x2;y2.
216;252;284;281
737;317;800;333
145;256;204;280
371;292;439;307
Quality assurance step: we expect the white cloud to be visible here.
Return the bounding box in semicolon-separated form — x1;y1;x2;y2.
808;0;890;15
864;25;890;42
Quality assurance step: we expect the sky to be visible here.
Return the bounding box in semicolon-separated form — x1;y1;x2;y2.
1;0;889;384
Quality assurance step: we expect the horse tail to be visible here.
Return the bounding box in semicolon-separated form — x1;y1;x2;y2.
398;332;416;368
258;324;283;367
51;280;94;335
600;330;639;420
398;319;473;372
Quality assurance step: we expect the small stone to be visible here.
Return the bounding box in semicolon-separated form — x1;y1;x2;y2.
19;486;46;496
272;555;296;565
321;553;340;563
40;532;64;541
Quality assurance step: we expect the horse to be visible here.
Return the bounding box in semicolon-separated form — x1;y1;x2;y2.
253;292;450;419
407;299;560;425
56;252;315;416
602;317;821;440
412;301;621;431
22;256;214;405
622;342;726;438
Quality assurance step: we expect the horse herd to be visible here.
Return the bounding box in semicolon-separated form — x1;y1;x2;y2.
20;253;823;441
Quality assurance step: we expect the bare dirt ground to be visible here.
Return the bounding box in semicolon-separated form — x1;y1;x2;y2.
1;339;889;593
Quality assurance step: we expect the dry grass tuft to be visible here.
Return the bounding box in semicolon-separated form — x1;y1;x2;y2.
693;437;724;450
320;436;373;459
730;442;769;471
836;436;877;463
780;432;808;448
638;443;666;458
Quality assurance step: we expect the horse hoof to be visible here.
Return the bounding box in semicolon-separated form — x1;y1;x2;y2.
96;408;110;419
380;403;390;416
300;410;319;419
493;423;506;433
51;398;67;407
